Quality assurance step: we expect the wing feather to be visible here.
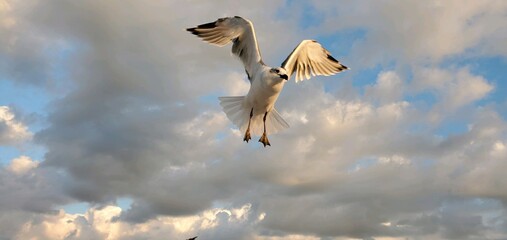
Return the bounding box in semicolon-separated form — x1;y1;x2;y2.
187;16;263;82
281;40;348;82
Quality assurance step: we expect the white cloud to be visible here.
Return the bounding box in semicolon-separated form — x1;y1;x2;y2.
0;106;32;145
7;155;38;175
412;67;493;122
378;155;410;165
447;70;494;109
15;208;108;240
365;71;404;104
177;111;228;139
223;71;251;96
491;141;506;157
1;0;507;239
0;0;15;29
12;203;259;240
254;235;320;240
313;0;507;64
0;0;10;11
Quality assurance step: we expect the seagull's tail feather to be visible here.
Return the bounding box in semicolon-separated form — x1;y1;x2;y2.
219;96;248;130
219;96;289;136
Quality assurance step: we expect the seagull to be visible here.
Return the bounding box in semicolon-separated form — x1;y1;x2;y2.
186;237;197;240
187;16;348;147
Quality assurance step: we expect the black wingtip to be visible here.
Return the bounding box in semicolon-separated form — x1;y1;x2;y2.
187;20;218;35
336;65;349;71
186;27;198;34
196;21;217;29
327;54;339;63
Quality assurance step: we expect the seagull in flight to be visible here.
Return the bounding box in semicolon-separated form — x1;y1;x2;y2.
187;16;348;147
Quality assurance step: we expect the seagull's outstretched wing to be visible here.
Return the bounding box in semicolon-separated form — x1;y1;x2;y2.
187;16;263;82
281;40;348;82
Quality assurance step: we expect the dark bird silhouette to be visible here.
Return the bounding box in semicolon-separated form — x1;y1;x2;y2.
186;237;197;240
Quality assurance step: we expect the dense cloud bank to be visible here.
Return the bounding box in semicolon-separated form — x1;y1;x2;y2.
1;0;507;239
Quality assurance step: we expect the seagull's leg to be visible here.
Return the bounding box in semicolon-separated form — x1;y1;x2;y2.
243;108;253;142
259;111;271;147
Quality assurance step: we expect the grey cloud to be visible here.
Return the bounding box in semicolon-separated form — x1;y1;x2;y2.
0;160;69;239
0;165;68;213
2;0;507;239
26;0;300;223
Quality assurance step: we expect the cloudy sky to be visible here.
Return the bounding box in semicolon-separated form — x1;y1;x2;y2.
1;0;507;239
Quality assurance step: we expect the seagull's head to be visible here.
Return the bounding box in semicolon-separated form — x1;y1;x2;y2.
270;67;289;81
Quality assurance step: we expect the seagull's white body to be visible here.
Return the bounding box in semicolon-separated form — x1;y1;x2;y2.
246;65;285;116
187;16;348;146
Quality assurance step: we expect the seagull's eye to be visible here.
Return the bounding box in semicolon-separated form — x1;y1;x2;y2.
275;69;279;73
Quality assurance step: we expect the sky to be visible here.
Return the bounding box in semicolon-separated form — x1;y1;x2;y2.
1;0;507;239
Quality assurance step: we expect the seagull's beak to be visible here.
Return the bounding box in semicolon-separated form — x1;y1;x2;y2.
279;74;288;80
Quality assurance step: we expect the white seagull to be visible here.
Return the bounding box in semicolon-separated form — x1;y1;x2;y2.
187;16;348;147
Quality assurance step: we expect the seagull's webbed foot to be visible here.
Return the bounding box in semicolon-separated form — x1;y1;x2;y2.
258;133;271;147
243;129;251;142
